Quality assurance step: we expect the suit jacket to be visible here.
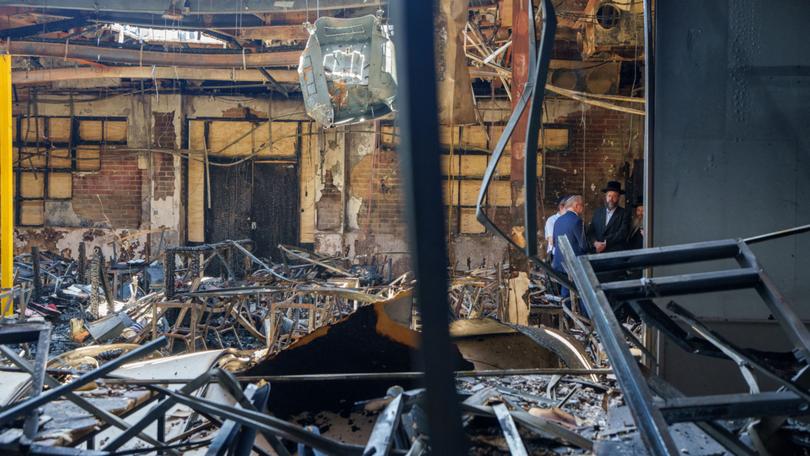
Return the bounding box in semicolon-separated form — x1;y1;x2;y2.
587;205;629;253
627;223;644;250
552;210;588;272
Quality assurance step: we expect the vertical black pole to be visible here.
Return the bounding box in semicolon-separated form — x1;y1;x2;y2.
31;246;41;300
643;0;654;250
77;242;86;283
156;404;165;456
164;250;175;299
389;1;467;453
642;0;659;374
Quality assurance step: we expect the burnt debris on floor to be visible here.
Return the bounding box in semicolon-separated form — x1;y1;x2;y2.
0;238;620;455
3;227;810;454
1;0;809;455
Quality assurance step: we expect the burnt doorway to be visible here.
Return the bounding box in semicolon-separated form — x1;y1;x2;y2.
251;163;299;261
206;161;253;244
205;161;299;262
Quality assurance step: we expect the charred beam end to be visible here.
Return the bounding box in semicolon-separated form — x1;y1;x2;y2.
600;268;761;300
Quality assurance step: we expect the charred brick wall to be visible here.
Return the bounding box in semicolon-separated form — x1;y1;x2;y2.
71;151;143;228
351;150;406;236
542;106;643;222
152;112;177;200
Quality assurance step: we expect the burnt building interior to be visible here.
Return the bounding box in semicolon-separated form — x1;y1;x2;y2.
0;0;807;455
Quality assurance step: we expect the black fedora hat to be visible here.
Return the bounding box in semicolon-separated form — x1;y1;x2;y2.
601;181;625;194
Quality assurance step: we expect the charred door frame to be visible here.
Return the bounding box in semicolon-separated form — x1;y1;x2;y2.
183;117;302;256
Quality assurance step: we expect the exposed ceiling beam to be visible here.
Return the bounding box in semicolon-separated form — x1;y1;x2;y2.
4;40;301;68
73;11;268;29
222;25;309;42
0;0;381;15
11;66;297;85
0;16;87;39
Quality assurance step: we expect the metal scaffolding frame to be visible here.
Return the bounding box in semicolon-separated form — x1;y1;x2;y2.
558;227;810;456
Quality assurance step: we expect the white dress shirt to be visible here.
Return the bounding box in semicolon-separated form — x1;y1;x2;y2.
605;207;617;226
544;213;562;253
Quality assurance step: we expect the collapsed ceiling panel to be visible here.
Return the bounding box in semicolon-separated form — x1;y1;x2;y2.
298;14;397;128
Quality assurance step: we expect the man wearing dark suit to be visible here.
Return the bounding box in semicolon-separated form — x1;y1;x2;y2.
627;197;644;250
552;195;588;300
587;181;630;255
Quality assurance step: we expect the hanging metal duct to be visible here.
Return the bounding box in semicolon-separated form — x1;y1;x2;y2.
298;14;397;128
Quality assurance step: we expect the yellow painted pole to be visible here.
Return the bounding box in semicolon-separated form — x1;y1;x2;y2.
0;54;13;317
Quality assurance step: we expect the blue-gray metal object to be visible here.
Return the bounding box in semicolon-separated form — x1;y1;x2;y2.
492;403;528;456
299;14;396;128
558;235;678;456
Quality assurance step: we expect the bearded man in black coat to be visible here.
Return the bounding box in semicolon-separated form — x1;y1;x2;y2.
587;181;630;255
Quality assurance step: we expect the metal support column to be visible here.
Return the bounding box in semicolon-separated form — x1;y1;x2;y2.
390;0;467;452
0;54;13;317
509;0;531;269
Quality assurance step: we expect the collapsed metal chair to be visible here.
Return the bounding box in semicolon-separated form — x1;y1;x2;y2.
558;225;810;456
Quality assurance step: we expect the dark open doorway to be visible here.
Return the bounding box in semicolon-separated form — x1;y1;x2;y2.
205;161;299;262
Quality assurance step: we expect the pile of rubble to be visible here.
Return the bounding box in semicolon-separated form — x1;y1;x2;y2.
0;240;621;454
7;228;810;454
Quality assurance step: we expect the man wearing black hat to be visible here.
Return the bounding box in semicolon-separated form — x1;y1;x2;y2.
627;197;644;250
587;181;630;255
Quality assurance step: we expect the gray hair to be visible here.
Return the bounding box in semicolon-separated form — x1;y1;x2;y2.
564;195;583;209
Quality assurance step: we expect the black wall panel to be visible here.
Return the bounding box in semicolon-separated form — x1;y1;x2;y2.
654;0;810;393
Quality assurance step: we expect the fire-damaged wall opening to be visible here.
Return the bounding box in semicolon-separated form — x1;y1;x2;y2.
205;161;300;261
